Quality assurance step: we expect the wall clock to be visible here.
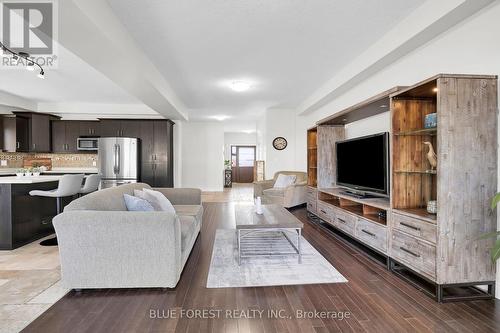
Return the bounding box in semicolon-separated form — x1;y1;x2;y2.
272;137;287;150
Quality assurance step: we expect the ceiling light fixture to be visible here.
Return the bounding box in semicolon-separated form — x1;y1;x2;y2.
229;80;251;92
0;41;46;79
211;115;230;121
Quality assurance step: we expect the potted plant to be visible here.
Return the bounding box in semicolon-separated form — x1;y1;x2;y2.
32;167;41;177
224;160;232;170
15;168;25;178
480;193;500;261
24;167;32;177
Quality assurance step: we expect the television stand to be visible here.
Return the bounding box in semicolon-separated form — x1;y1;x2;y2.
339;189;378;199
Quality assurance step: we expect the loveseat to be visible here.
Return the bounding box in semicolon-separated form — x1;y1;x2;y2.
53;183;202;289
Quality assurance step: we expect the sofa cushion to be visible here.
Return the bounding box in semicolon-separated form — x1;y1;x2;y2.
179;215;197;252
273;174;296;188
64;183;152;211
141;189;176;213
263;188;285;197
174;205;203;226
123;194;155;211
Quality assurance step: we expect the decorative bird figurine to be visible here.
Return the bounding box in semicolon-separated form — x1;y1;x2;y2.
423;142;437;171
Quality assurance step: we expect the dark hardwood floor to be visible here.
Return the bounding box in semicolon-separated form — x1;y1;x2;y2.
24;203;500;333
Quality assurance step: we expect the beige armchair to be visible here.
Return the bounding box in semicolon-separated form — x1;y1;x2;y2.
253;171;307;208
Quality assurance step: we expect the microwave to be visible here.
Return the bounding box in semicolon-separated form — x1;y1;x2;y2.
77;137;99;151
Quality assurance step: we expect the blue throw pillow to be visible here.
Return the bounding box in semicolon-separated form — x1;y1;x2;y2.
123;194;155;211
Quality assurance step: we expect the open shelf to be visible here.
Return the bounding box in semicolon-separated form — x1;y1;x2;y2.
394;170;437;175
318;190;388;226
307;128;318;187
394;128;437;136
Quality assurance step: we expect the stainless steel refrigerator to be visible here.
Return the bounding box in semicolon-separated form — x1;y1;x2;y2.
98;137;139;189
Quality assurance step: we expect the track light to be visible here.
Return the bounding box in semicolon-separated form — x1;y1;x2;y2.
0;41;45;78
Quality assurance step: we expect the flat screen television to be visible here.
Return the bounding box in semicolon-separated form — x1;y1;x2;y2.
336;132;389;197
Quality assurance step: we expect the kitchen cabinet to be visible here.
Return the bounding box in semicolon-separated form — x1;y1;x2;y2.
139;120;174;187
100;120;141;138
51;120;81;153
79;121;100;136
2;113;53;153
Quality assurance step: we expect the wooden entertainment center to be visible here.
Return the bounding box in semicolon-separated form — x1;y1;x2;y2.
306;74;498;302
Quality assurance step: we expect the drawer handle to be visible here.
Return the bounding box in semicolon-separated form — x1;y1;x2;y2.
401;222;421;231
338;218;346;224
361;229;376;237
320;209;327;214
400;247;421;258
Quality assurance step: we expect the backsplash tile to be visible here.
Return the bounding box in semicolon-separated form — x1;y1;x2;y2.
0;152;98;169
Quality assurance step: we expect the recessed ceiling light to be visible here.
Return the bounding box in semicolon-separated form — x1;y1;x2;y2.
211;115;230;121
229;80;251;92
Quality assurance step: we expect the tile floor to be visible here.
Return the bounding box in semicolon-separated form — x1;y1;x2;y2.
0;183;255;332
0;236;68;333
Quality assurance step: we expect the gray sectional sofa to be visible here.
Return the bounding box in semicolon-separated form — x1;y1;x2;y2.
53;183;202;289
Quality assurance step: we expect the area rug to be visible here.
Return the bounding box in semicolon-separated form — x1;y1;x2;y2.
206;229;348;288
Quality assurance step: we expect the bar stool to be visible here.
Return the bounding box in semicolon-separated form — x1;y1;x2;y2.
79;174;101;196
29;174;85;246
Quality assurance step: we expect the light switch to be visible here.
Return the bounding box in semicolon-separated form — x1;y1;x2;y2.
0;160;7;167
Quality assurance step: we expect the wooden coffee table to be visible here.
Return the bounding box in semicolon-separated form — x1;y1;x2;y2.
235;204;304;265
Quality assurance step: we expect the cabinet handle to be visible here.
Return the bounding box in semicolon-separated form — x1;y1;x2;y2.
320;209;326;214
338;218;346;224
400;247;421;258
400;222;421;231
16;142;20;149
33;143;36;149
361;229;376;237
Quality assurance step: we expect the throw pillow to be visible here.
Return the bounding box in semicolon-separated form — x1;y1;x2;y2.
273;174;296;188
142;189;176;213
133;189;147;199
123;194;155;211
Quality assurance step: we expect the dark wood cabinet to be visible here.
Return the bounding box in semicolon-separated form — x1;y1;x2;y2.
51;120;81;153
30;113;51;152
2;113;53;153
15;116;29;152
79;121;100;136
137;120;174;187
100;120;142;137
99;120;122;137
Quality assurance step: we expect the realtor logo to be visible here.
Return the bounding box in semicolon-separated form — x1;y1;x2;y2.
0;0;58;68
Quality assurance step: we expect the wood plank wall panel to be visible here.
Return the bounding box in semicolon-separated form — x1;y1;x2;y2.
317;126;344;188
436;77;497;284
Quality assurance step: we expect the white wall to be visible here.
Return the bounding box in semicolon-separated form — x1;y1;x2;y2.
179;121;224;191
223;132;257;161
257;108;297;179
290;1;500;296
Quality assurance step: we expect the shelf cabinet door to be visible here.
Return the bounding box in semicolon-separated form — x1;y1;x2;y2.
121;120;141;138
100;120;122;137
51;121;67;152
15;117;30;152
79;121;100;136
152;121;174;187
30;114;50;152
65;121;80;152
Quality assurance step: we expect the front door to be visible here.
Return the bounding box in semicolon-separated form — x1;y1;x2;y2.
231;146;256;183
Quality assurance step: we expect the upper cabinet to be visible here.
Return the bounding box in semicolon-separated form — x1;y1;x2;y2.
1;113;54;153
51;120;81;153
79;121;100;136
100;119;141;138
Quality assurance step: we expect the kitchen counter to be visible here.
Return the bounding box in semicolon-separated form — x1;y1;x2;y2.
0;168;98;176
0;175;91;184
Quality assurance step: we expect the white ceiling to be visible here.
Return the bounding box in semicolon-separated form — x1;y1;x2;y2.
106;0;425;120
0;45;139;105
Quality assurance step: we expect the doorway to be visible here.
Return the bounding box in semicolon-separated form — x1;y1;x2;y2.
231;145;256;183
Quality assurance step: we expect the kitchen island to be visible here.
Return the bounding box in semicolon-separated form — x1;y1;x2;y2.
0;176;80;249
